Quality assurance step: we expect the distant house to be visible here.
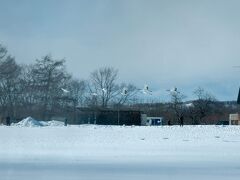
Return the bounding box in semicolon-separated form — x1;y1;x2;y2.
76;107;143;126
229;113;240;125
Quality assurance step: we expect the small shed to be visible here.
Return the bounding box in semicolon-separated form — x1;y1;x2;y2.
229;113;240;125
142;116;164;126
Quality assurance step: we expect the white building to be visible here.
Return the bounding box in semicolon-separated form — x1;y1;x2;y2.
141;115;164;126
229;113;240;125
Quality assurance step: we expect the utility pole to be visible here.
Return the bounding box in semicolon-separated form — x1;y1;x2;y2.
237;88;240;105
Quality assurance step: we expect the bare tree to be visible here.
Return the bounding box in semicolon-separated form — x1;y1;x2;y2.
31;55;70;120
190;87;216;124
68;79;86;107
0;45;7;59
169;90;186;124
114;83;138;106
89;67;119;107
66;79;86;122
186;104;198;125
0;46;22;118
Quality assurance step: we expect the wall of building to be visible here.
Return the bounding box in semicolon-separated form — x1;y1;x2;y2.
229;113;240;125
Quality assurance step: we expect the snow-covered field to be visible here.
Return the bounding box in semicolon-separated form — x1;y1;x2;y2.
1;118;240;180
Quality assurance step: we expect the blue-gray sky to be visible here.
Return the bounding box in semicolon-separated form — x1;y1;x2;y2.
0;0;240;101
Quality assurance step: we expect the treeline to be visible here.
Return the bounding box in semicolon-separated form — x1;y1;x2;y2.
0;44;138;122
135;100;238;125
0;44;237;124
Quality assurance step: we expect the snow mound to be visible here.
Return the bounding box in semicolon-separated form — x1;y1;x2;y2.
14;117;64;127
15;117;44;127
46;120;64;126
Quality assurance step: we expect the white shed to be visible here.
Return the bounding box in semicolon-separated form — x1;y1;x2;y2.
141;116;164;126
229;113;240;125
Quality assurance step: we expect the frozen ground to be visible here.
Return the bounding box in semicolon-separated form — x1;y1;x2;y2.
0;122;240;179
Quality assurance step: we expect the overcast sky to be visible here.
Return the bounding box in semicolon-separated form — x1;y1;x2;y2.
0;0;240;101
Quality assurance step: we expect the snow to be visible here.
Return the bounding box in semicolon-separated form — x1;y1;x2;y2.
0;125;240;179
12;117;64;127
12;117;44;127
45;120;65;126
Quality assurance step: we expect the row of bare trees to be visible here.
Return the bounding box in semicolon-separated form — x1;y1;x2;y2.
135;88;232;125
167;87;217;124
0;44;138;122
1;44;234;124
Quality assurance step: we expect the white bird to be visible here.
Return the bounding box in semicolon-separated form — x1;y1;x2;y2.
144;85;151;91
91;92;98;96
185;103;194;107
61;88;70;93
166;87;179;94
121;88;128;96
102;88;107;93
139;84;152;95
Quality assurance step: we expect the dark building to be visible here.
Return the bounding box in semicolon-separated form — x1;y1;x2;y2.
237;88;240;105
77;108;142;126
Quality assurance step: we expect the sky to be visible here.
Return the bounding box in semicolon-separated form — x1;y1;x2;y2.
0;0;240;101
